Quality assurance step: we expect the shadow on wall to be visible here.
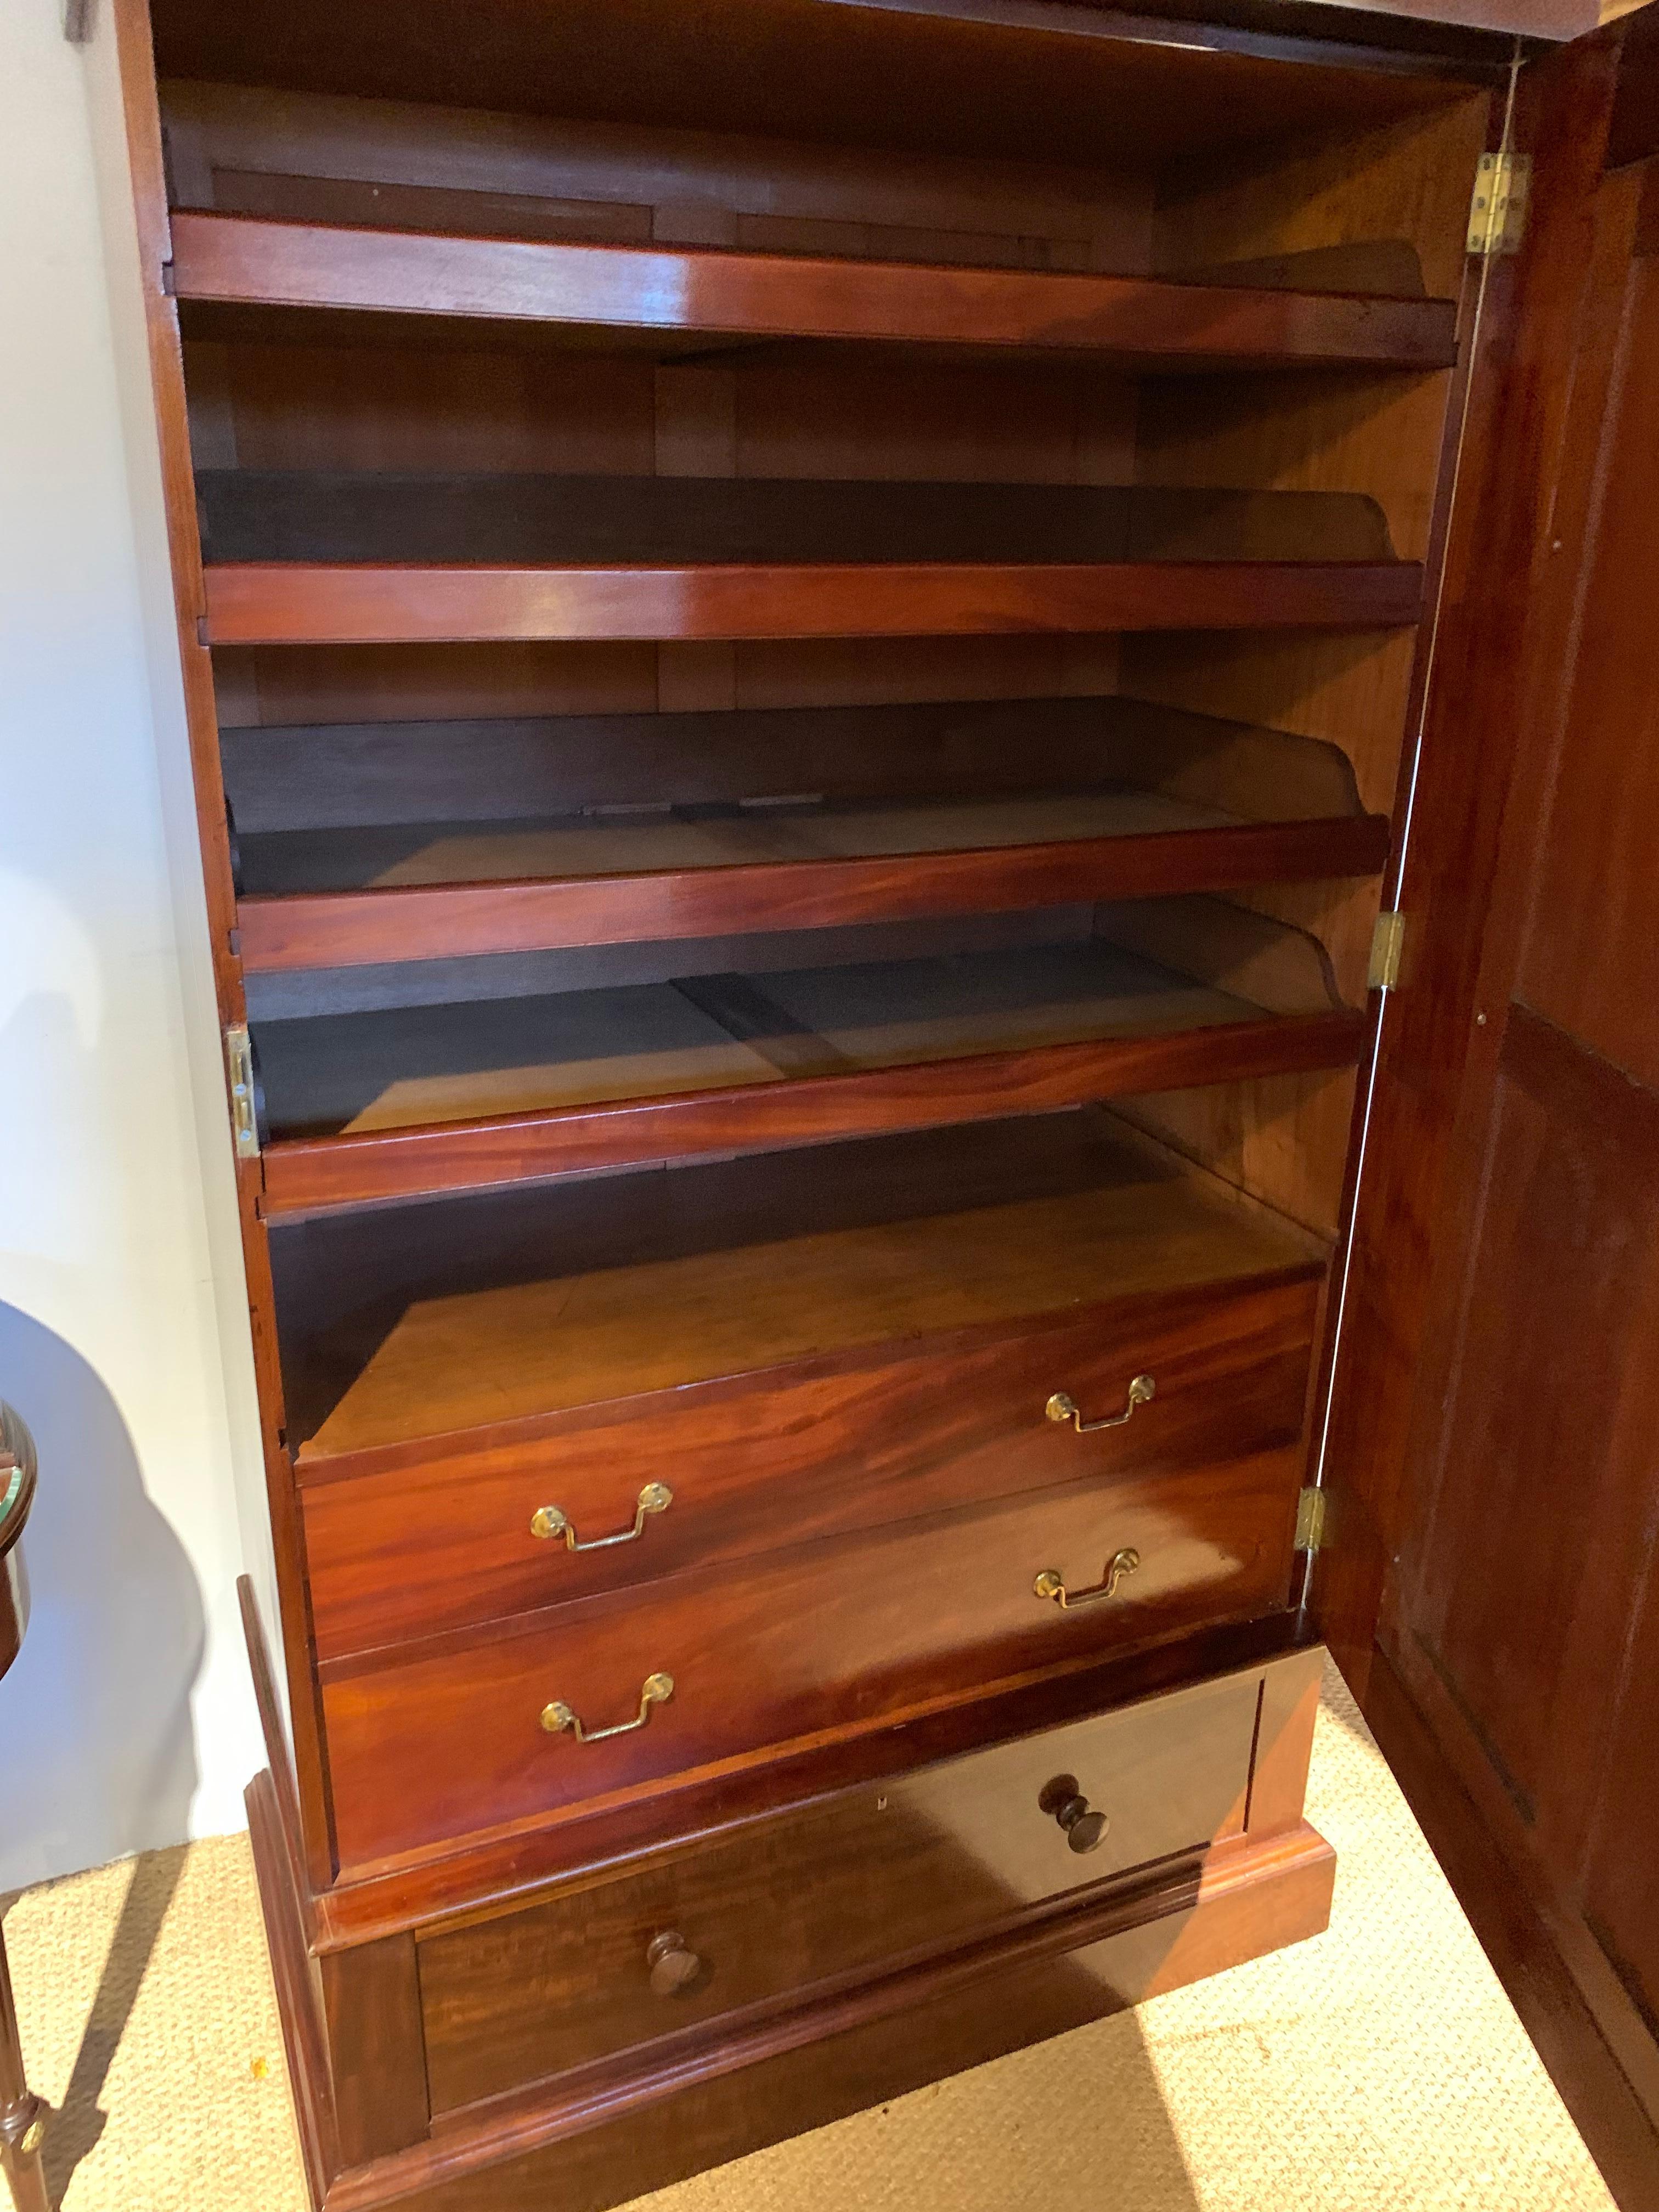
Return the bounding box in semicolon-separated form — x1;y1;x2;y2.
0;1308;207;2197
0;1301;204;1890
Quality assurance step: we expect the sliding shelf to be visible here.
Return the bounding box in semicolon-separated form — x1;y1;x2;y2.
170;212;1461;372
251;910;1364;1212
234;792;1388;972
202;558;1420;645
194;471;1424;645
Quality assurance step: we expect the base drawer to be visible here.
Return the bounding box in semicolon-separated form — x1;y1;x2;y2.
302;1272;1318;1661
321;1449;1301;1866
415;1656;1276;2114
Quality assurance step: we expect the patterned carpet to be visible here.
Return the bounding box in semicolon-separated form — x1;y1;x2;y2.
0;1661;1614;2212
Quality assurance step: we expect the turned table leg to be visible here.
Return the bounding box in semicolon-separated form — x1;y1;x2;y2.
0;1918;48;2212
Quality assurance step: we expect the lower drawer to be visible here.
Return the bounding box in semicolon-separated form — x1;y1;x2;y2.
415;1656;1272;2114
321;1449;1301;1867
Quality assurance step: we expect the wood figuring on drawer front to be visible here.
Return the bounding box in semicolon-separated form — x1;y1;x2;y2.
403;1826;1335;2212
415;1661;1263;2111
320;1450;1303;1867
302;1273;1319;1659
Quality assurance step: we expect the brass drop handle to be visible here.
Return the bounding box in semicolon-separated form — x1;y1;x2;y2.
531;1481;672;1550
646;1930;703;1997
1039;1774;1109;1854
1034;1548;1141;1610
1046;1375;1154;1434
540;1672;674;1744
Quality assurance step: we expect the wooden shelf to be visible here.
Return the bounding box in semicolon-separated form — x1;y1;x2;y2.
234;789;1388;972
272;1107;1329;1463
194;470;1424;644
246;929;1362;1221
253;911;1363;1212
170;212;1460;371
202;557;1420;645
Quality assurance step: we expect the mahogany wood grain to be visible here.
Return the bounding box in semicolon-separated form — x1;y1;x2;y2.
239;1575;316;1937
157;75;1146;260
415;1663;1261;2109
1322;37;1659;2174
1370;137;1659;2152
320;1450;1302;1868
301;1274;1318;1657
276;1110;1327;1462
1513;252;1659;1095
319;1935;430;2165
303;1619;1310;1953
259;1008;1364;1213
169;211;1460;368
110;0;343;1893
302;1820;1334;2212
1308;28;1626;1695
1245;1626;1322;1835
147;0;1487;168
236;812;1388;973
252;920;1346;1114
201;555;1423;646
1116;78;1491;1233
245;1772;338;2207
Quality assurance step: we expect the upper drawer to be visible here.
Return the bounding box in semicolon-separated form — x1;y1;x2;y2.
321;1446;1303;1867
302;1274;1317;1661
416;1653;1279;2113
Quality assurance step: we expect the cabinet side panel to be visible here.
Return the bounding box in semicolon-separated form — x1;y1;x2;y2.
101;0;337;1886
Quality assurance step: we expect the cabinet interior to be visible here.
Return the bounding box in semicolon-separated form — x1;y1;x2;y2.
152;0;1488;1424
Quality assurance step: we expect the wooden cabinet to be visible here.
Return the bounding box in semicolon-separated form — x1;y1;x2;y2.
108;0;1659;2204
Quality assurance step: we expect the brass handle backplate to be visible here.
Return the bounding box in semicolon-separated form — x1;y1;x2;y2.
1034;1548;1141;1610
531;1482;673;1550
541;1672;674;1744
1046;1375;1155;1434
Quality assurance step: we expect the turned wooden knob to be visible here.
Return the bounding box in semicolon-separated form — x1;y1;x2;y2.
1056;1796;1108;1853
646;1930;702;1996
1039;1773;1109;1854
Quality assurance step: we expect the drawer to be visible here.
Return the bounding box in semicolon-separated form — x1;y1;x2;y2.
302;1272;1318;1660
321;1447;1302;1866
416;1656;1271;2114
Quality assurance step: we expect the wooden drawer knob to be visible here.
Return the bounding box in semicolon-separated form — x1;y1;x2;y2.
646;1930;703;1997
1039;1774;1109;1854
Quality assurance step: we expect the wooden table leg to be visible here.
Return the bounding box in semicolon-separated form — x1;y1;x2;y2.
0;1918;49;2212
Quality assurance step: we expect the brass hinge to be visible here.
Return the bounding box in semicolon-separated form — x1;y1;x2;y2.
1294;1486;1327;1554
1468;150;1530;257
224;1024;261;1160
1369;909;1406;993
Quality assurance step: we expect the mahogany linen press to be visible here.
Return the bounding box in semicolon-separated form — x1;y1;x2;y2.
104;0;1659;2203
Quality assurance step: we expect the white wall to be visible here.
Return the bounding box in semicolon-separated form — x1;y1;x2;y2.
0;0;273;1891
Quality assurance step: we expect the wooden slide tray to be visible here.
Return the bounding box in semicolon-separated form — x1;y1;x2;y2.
170;211;1461;371
253;936;1364;1212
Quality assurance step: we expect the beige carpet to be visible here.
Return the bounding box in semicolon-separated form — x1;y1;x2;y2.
1;1661;1615;2212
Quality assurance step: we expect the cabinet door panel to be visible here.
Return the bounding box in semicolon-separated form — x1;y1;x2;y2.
1376;139;1659;2149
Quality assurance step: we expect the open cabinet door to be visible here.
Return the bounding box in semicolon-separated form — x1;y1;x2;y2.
1314;8;1659;2204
